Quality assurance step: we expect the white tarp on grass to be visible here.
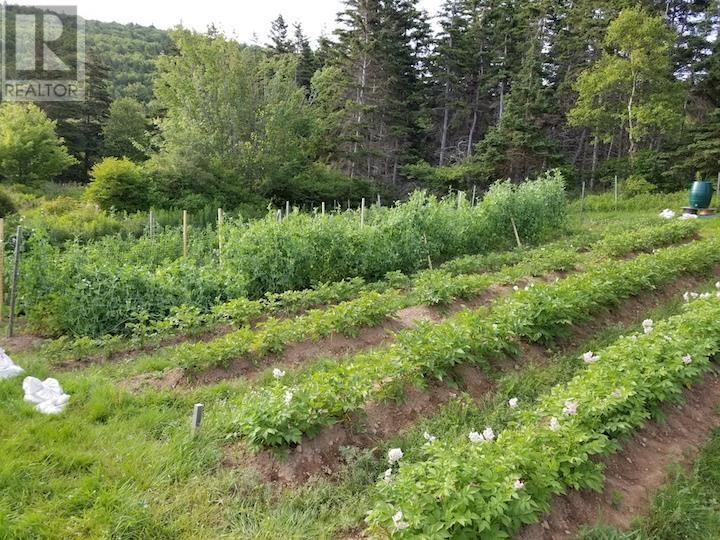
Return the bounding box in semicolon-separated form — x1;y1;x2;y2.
23;377;70;414
0;349;24;380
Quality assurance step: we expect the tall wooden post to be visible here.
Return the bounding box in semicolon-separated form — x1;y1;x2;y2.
0;219;4;322
217;208;223;266
182;210;188;258
614;175;618;211
472;185;477;207
285;201;290;219
360;198;366;227
8;227;22;338
321;201;325;215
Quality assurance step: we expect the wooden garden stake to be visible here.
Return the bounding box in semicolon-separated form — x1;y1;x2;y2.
191;403;204;437
472;184;477;206
0;218;4;322
510;216;522;248
182;210;189;258
361;198;366;227
422;233;433;270
8;227;22;338
614;175;618;211
217;208;224;266
285;201;290;219
148;210;155;238
321;201;325;215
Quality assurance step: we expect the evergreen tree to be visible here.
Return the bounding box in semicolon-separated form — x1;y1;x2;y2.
42;54;112;182
268;15;293;54
293;24;318;91
472;14;560;183
332;0;429;183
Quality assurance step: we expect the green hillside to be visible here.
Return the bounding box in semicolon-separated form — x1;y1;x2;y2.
85;19;171;103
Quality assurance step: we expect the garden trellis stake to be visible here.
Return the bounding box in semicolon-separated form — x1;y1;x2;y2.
8;226;22;338
510;216;522;248
182;210;189;258
0;218;4;322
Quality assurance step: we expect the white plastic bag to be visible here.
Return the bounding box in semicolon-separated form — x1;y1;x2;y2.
22;377;70;414
0;349;24;380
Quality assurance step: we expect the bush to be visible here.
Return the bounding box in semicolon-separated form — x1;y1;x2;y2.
0;190;17;217
622;175;657;197
86;157;148;212
19;229;240;337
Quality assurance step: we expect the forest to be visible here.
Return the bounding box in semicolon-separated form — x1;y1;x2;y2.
0;1;719;212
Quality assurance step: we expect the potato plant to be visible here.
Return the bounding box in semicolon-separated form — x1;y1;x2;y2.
219;238;720;448
365;296;720;537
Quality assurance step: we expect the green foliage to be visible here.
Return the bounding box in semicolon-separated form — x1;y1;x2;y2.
225;173;567;297
0;103;77;184
0;190;17;217
591;220;697;258
219;236;719;448
569;8;685;156
19;229;239;337
574;191;687;213
86;157;148;212
85;19;171;103
147;30;324;208
621;175;657;198
102;97;150;161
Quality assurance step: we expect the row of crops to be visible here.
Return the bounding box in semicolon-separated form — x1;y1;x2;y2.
18;173;567;338
366;293;720;537
3;198;717;538
214;236;718;448
46;220;698;369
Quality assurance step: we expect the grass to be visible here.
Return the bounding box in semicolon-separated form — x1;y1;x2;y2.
578;426;720;540
0;211;718;538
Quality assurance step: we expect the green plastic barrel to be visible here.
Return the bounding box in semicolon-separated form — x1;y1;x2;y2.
689;181;713;209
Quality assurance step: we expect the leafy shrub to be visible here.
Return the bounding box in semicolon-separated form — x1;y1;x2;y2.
0;103;77;184
0;190;16;217
19;229;235;337
86;157;148;212
622;174;657;197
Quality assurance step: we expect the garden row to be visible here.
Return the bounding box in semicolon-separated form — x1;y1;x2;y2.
19;174;566;337
48;219;697;364
216;236;720;448
365;294;720;537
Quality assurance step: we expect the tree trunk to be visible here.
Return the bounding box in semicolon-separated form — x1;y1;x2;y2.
627;73;637;159
590;135;599;190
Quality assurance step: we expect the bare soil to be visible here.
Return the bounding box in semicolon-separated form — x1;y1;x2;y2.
515;366;720;540
223;374;480;485
225;272;720;488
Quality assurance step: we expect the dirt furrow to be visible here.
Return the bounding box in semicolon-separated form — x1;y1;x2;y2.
222;272;716;487
515;365;720;540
